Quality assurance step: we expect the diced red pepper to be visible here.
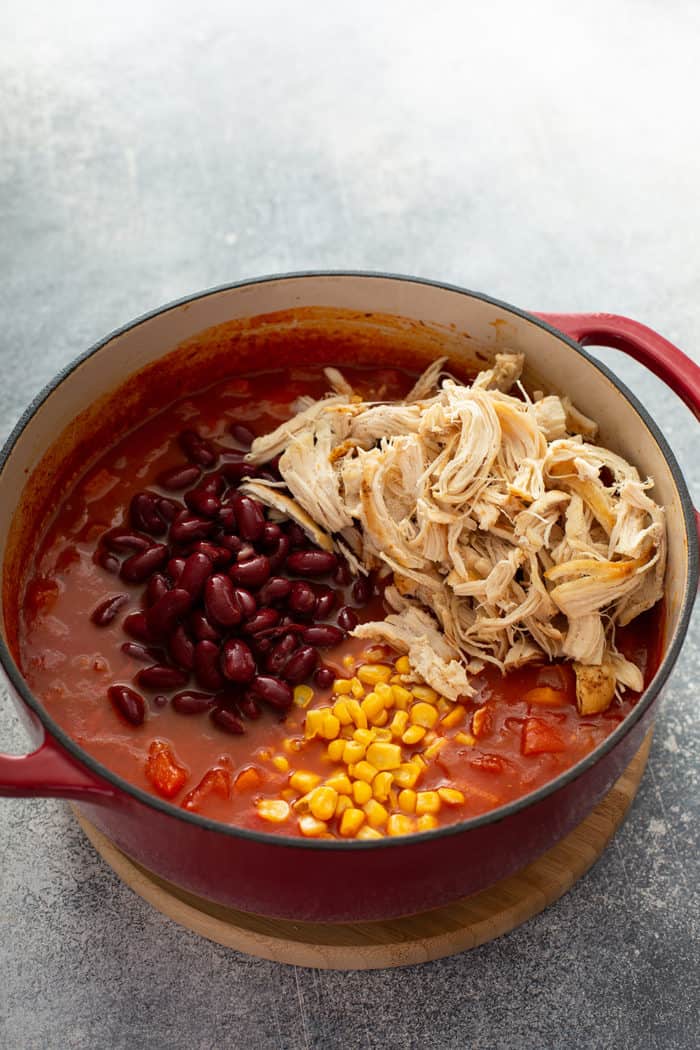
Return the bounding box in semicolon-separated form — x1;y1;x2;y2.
145;739;189;799
182;764;232;811
234;765;263;792
522;717;567;755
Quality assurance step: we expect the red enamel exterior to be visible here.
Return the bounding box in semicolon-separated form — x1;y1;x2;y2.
0;288;697;922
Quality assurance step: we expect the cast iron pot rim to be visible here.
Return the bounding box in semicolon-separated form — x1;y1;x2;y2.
0;271;696;852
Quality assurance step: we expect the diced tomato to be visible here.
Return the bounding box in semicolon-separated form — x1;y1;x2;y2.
234;766;263;792
145;740;189;799
522;717;567;755
182;764;232;811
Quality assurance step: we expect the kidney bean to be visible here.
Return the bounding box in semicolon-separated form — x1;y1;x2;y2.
288;580;317;615
146;587;193;639
170;511;214;545
301;624;345;648
217;506;237;532
204;574;242;628
221;638;256;683
267;533;291;572
194;640;226;691
314;665;335;690
172;690;215;715
230;423;256;448
122;611;153;642
314;586;337;620
91;593;129;626
146;573;170;607
211;707;245;735
249;635;273;657
101;528;151;553
337;605;359;631
168;624;195;670
226;591;254;623
108;684;145;726
157;464;202;490
243;608;280;635
352;576;372;604
248;675;293;710
121;641;161;663
333;559;352;586
179;552;213;600
258;577;292;606
130;492;167;536
95;550;120;574
137;664;189;690
120;544;169;583
189;610;222;642
185;485;221;518
229;554;270;589
218;533;243;554
157;497;183;522
282;646;318;684
238;695;262;720
221;459;256;483
286;550;338;577
179;429;219;467
153;694;168;707
231;493;265;542
285;522;309;549
260;522;281;548
166;557;186;584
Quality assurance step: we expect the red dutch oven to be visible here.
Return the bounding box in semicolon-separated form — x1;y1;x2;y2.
0;274;698;923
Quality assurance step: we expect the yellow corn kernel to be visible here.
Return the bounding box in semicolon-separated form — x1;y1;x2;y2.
352;780;373;805
335;794;351;818
416;791;441;816
257;799;290;823
394;656;411;675
387;813;414;837
373;727;393;742
280;788;296;802
423;731;437;746
326;739;346;762
417;814;439;831
350;677;365;699
339;807;366;837
308;786;338;821
353;760;377;784
304;709;324;739
320;713;341;740
333;677;353;694
390;710;409;737
375;681;394;704
441;705;466;729
353;727;375;746
289;770;322;794
298;815;327;837
393;763;420;789
342;739;366;765
342;654;355;670
271;754;289;773
363;798;389;828
423;737;447;760
294;684;314;708
411;754;427;771
366;742;402;771
361;692;385;721
410;702;438;729
357;663;393;686
402;725;426;746
372;710;389;727
346;699;367;729
411;685;439;704
333;700;353;726
398;788;417;814
372;771;393;801
391;685;413;709
456;731;477;746
325;772;352;795
256;747;272;761
356;825;383;840
438;787;465;806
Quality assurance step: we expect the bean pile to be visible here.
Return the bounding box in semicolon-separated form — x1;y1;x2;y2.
90;426;372;733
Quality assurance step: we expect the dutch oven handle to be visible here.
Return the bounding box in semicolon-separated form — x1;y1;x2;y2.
0;730;112;800
536;312;700;545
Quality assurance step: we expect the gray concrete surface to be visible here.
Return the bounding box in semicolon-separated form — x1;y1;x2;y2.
0;2;698;1048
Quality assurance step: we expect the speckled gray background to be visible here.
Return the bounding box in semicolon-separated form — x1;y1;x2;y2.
1;2;698;1048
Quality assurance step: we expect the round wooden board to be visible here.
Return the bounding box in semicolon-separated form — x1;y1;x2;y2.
73;728;652;970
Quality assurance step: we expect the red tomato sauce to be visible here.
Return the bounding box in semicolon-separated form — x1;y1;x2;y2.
18;365;662;837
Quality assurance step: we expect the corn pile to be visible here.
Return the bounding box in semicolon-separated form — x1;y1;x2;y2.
256;654;472;839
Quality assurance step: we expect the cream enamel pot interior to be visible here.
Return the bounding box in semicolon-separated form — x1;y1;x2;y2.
0;273;697;923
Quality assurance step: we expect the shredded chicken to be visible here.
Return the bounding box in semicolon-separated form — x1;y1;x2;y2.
247;352;666;708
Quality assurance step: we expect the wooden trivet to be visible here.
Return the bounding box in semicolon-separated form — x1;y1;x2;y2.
72;728;652;970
